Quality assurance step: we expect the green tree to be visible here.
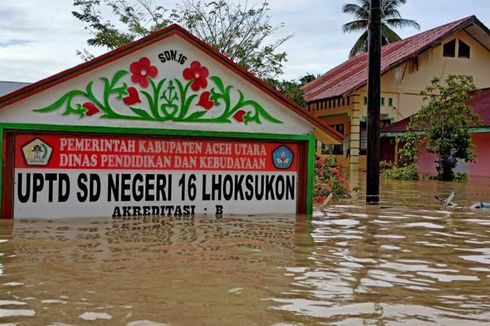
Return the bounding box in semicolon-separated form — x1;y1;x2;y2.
401;75;481;181
265;73;317;107
72;0;292;79
342;0;419;57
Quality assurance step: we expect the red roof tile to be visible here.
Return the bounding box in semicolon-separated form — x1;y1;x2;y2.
380;116;411;133
304;16;479;102
467;88;490;125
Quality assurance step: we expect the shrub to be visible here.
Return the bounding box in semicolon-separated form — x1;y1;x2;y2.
382;164;419;180
314;155;350;202
453;172;468;182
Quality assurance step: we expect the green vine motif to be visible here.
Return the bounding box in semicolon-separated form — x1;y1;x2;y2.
35;70;130;119
209;76;282;124
33;59;282;125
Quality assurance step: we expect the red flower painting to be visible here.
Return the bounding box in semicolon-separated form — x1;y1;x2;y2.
233;110;246;122
130;57;158;88
123;87;141;105
34;56;282;125
183;61;209;91
197;91;214;110
82;102;100;116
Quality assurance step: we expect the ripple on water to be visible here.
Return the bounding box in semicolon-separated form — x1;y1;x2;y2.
126;321;169;326
313;219;360;226
79;312;112;321
0;183;489;325
2;282;24;287
0;301;26;306
402;222;445;229
0;308;35;318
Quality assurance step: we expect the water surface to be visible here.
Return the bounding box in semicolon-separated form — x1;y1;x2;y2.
1;178;490;325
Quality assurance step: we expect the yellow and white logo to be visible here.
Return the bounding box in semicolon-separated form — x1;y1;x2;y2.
22;138;52;166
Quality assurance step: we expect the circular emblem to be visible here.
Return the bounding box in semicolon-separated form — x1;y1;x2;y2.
272;145;294;169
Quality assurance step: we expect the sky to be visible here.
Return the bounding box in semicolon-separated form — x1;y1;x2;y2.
1;0;490;83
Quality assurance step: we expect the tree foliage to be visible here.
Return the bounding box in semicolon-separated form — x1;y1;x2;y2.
265;73;316;107
400;75;481;181
72;0;292;79
342;0;419;57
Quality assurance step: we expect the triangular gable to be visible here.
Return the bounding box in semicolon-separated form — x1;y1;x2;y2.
0;24;342;143
304;15;489;101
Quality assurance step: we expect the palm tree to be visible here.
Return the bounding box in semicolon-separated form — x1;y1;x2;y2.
342;0;420;57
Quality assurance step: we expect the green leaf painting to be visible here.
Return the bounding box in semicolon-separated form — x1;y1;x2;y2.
34;57;282;125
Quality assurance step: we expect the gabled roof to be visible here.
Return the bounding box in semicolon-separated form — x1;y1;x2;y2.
0;24;343;143
304;15;490;102
0;81;31;97
381;88;490;134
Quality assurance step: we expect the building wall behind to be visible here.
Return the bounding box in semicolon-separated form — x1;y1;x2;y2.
379;30;490;120
416;132;490;177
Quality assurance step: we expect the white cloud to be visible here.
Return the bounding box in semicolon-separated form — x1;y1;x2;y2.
0;0;489;82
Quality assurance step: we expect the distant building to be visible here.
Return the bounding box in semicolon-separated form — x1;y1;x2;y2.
381;88;490;177
303;15;490;172
0;81;31;97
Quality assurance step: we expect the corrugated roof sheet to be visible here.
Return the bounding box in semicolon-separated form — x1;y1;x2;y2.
304;16;479;102
0;81;31;97
467;88;490;126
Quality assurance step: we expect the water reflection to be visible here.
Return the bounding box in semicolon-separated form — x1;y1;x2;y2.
269;177;490;325
0;215;313;325
0;178;489;324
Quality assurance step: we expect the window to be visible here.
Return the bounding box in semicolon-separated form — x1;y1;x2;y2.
329;124;345;155
459;40;471;58
364;96;368;105
443;39;471;58
381;97;385;106
360;122;367;155
388;98;393;107
443;39;456;57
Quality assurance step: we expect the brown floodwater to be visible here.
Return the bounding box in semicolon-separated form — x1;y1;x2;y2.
1;177;490;325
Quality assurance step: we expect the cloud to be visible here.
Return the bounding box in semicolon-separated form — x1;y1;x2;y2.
0;39;32;48
1;0;490;83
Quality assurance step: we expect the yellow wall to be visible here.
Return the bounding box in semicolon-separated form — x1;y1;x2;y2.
374;30;490;119
311;29;490;171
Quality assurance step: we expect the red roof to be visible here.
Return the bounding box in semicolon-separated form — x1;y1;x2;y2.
467;88;490;126
381;116;411;133
381;88;490;133
304;16;483;102
0;24;343;143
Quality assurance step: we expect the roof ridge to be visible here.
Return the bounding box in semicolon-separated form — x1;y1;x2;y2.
385;15;474;48
304;15;483;102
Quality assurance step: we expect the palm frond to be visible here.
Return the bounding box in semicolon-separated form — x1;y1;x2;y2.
382;0;408;10
384;18;420;30
343;0;419;56
381;24;402;43
382;8;402;19
343;20;369;33
342;3;369;20
349;30;369;57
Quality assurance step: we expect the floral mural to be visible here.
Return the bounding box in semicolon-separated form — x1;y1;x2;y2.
34;57;282;125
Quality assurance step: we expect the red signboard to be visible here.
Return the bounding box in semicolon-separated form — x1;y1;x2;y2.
7;133;304;219
14;134;297;171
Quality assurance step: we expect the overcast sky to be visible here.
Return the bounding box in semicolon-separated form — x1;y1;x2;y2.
1;0;490;83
